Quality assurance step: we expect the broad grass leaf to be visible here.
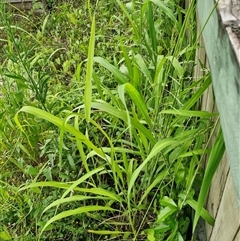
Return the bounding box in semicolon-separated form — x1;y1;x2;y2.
84;15;95;122
88;230;131;236
120;41;133;79
186;198;214;226
19;181;80;191
132;56;141;90
93;147;141;156
8;25;40;44
186;155;199;191
118;83;152;127
91;101;156;144
20;179;122;203
4;74;28;89
193;128;225;231
40;206;115;234
152;56;167;112
42;195;108;213
19;167;103;191
153;55;167;84
128;139;178;199
146;1;157;64
60;167;106;199
161;109;217;118
178;149;209;158
23;165;121;203
135;54;153;83
14;106;104;157
94;57;128;84
40;14;49;39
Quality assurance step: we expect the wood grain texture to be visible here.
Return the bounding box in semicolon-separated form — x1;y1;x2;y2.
208;172;240;241
205;153;230;240
234;228;240;241
217;0;240;64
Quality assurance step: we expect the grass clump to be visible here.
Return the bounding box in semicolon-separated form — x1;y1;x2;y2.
0;1;224;240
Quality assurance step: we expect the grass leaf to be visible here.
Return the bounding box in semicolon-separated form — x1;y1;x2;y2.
94;56;128;84
186;198;214;226
161;109;217;118
193;128;225;231
14;106;104;157
40;206;115;234
84;15;95;122
42;195;109;214
91;101;156;144
128;139;179;199
118;83;152;127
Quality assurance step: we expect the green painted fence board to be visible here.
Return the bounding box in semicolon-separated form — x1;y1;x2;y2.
197;0;240;206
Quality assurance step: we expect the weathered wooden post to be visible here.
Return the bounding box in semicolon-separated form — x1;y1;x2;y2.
194;0;240;240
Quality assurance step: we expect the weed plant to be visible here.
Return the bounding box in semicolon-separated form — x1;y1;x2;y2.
0;1;224;241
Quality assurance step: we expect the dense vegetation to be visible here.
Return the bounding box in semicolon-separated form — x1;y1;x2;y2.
0;1;224;240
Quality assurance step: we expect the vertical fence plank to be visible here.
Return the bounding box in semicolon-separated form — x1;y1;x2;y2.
205;153;230;240
192;0;240;240
208;172;240;241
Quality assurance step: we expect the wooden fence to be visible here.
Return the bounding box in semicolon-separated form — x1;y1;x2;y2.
193;0;240;240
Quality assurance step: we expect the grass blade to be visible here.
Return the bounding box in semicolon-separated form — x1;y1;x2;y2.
135;54;153;84
94;56;128;84
91;101;156;144
182;74;211;110
88;230;131;236
146;1;157;64
14;106;104;157
186;198;214;226
118;83;152;127
42;195;109;213
128;139;178;199
192;128;225;232
84;15;95;122
40;206;115;234
161;109;217;118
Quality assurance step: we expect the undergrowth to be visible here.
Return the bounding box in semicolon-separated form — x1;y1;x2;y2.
0;1;224;241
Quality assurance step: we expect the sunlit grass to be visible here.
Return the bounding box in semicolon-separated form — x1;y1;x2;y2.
0;1;225;240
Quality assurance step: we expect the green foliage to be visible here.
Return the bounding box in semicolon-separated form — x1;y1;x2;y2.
0;0;225;240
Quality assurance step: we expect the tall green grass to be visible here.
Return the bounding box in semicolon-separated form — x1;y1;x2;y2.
0;0;225;240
